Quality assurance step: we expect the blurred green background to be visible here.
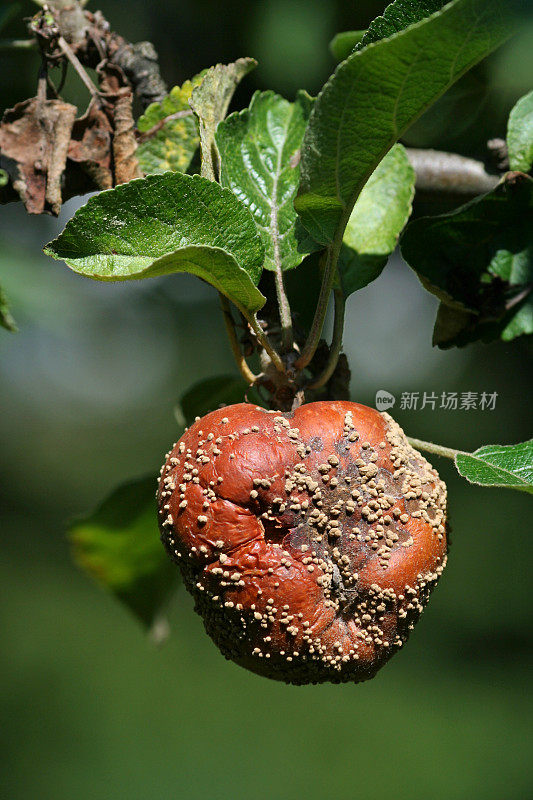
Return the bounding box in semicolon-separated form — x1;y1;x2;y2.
1;1;533;798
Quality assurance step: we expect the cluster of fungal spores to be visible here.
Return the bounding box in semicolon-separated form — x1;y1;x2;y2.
158;401;447;684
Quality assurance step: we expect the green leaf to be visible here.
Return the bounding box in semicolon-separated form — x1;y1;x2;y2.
401;174;533;347
189;58;257;181
355;0;446;50
329;31;365;62
295;0;518;246
136;72;206;176
0;284;17;332
69;476;179;627
507;90;533;173
44;172;266;314
455;440;533;494
216;90;318;273
177;374;263;427
337;144;415;298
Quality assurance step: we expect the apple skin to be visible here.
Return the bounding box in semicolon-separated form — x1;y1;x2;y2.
158;401;447;684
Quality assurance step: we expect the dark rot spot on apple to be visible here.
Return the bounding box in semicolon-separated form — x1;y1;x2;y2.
157;401;447;684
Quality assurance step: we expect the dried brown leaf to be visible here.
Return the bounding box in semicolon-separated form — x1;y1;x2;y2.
68;100;113;190
0;96;77;215
112;90;140;184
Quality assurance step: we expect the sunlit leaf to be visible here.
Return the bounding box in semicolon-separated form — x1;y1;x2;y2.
507;90;533;173
295;0;518;246
401;174;533;347
189;58;257;180
136;72;206;176
455;440;533;494
337;145;414;298
44;172;266;314
69;476;179;627
355;0;445;50
216;90;318;272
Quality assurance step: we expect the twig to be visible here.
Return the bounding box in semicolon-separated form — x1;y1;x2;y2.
57;35;100;101
407;437;463;460
246;313;285;374
37;64;47;103
406;148;499;195
136;109;195;142
307;288;345;390
219;295;258;385
505;282;533;312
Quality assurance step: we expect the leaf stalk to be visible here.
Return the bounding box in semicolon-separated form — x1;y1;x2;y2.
219;294;258;385
245;312;285;374
407;437;463;461
307;288;345;390
274;267;293;351
295;235;342;372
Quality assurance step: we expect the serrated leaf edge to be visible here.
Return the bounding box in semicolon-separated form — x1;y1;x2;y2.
454;440;533;493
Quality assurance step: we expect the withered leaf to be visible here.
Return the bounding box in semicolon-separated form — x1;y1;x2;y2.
68;100;113;191
112;90;140;185
98;63;141;185
0;96;77;215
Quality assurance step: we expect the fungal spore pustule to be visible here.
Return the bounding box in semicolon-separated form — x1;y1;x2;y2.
157;401;447;684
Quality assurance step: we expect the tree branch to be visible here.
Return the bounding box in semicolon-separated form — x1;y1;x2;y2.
406;148;499;196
